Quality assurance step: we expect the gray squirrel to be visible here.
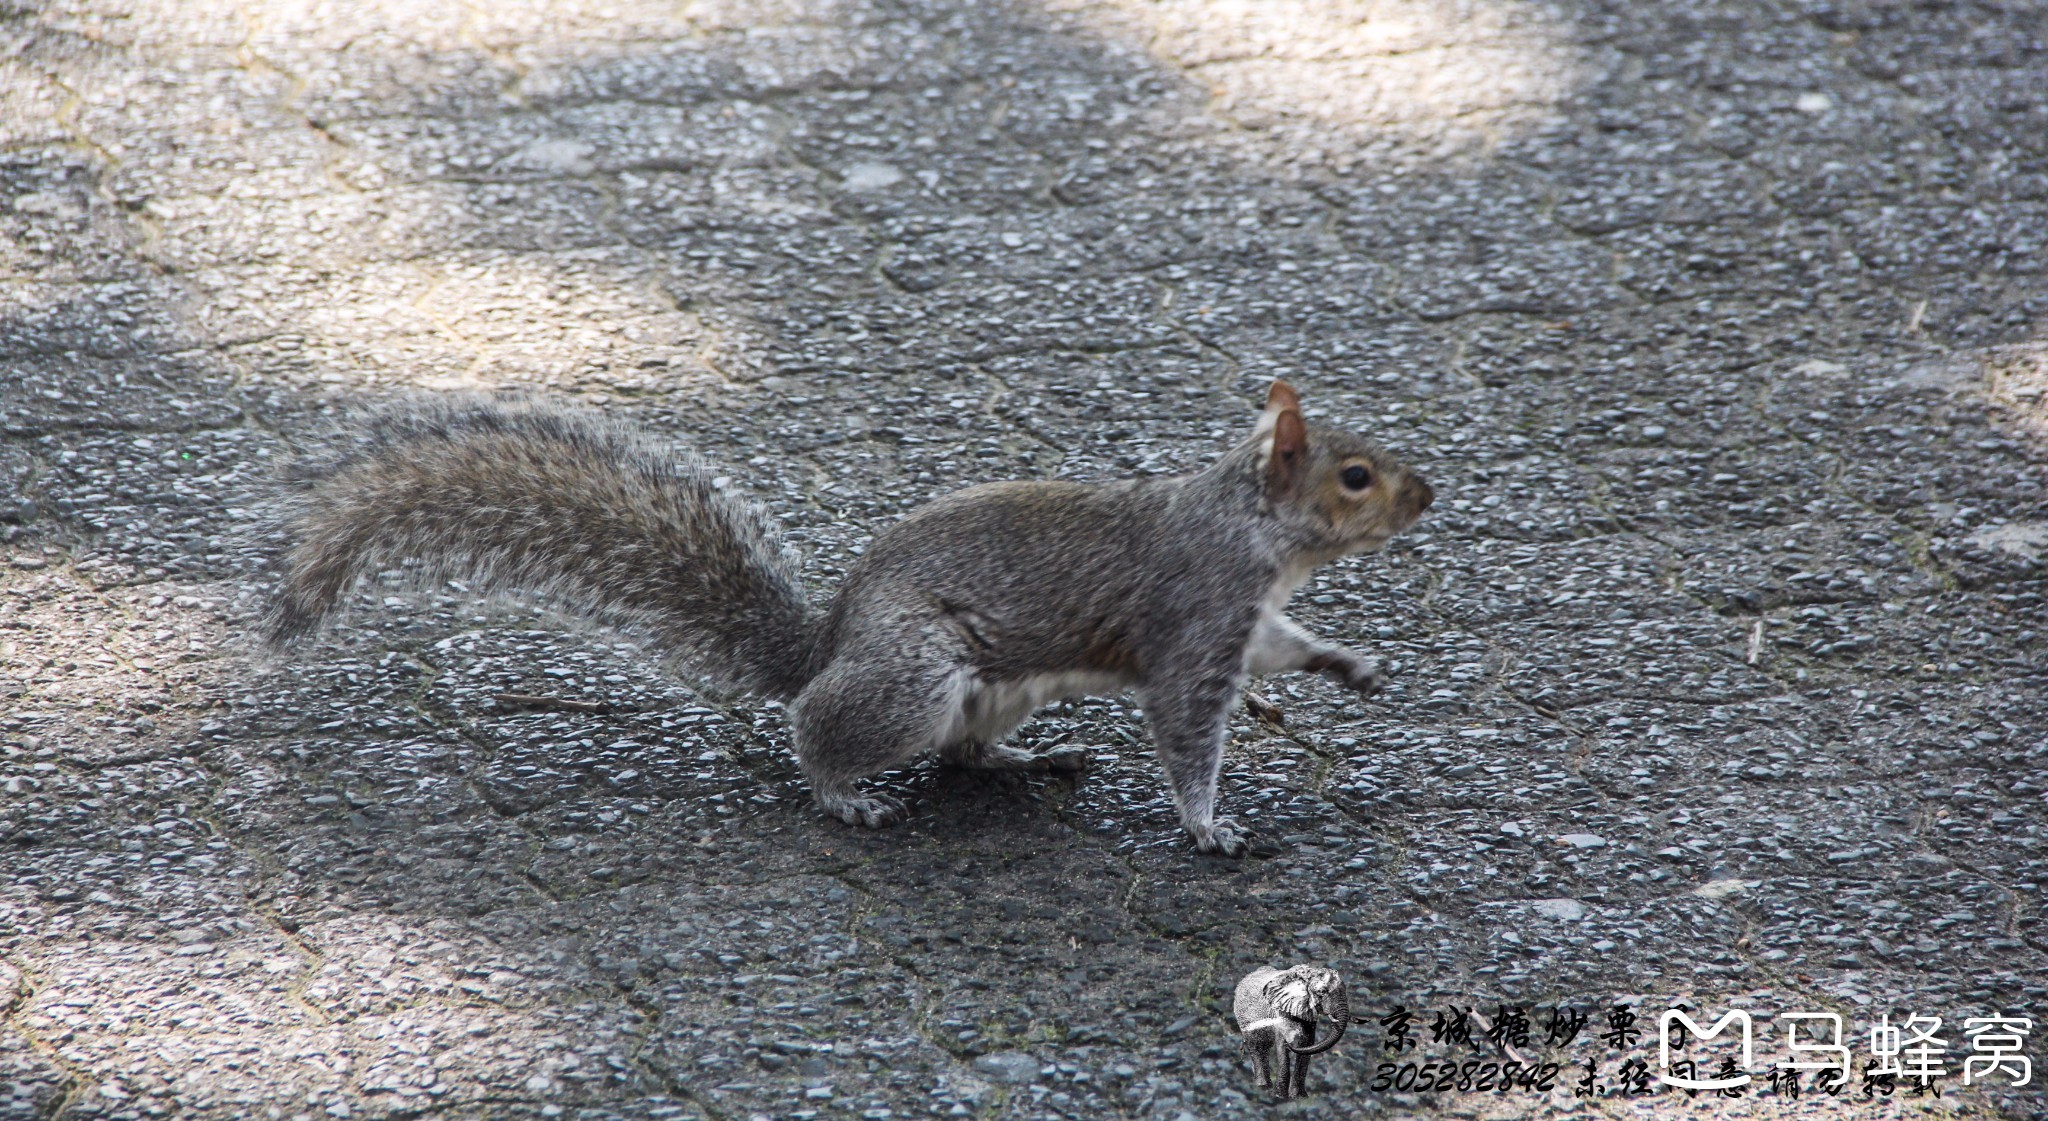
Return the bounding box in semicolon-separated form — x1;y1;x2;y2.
266;380;1433;855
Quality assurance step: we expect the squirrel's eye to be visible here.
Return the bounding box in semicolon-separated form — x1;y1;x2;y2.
1340;464;1373;490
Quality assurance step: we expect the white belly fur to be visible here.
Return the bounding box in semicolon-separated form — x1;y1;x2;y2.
934;668;1132;748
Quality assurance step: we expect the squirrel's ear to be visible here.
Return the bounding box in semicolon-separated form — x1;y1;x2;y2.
1264;379;1301;415
1264;398;1307;497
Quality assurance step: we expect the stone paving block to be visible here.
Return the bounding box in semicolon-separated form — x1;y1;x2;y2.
1494;613;1771;713
1668;519;1944;614
42;1026;358;1120
1;361;242;445
86;96;328;207
1742;874;2048;1010
0;167;146;284
210;737;547;924
248;26;515;126
339;1002;655;1111
0;752;223;862
1569;693;1874;786
1426;534;1686;625
1324;713;1593;817
16;929;313;1043
0;981;67;1119
152;184;617;272
0;581;239;766
0;67;75;149
0;283;189;365
1548;157;1774;236
611;166;841;240
1633;777;1926;883
291;909;599;1021
1761;594;2043;685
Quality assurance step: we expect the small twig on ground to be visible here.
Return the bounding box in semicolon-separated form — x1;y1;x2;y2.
492;692;623;714
1745;619;1764;666
1243;693;1285;726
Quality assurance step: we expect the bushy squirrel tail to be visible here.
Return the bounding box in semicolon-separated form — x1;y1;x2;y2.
266;399;823;699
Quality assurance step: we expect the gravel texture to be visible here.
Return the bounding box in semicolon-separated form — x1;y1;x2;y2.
2;0;2045;1118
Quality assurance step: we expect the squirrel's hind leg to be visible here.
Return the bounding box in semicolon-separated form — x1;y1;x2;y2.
940;740;1090;773
939;677;1092;773
789;644;974;829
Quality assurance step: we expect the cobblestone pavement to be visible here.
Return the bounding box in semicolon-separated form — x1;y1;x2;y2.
3;1;2047;1118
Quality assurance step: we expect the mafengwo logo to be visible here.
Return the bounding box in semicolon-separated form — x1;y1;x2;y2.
1228;965;2036;1106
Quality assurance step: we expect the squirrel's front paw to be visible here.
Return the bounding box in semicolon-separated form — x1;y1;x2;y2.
1191;817;1249;857
1319;651;1385;697
817;790;907;829
1040;745;1092;774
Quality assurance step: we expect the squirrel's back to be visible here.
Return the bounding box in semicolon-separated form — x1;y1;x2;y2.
826;475;1233;681
267;400;822;698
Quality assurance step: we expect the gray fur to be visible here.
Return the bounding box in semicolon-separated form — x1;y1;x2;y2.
267;399;819;698
266;383;1431;854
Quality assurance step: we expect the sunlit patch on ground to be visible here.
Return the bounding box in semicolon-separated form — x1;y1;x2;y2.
1052;0;1585;164
1981;342;2047;438
21;0;824;398
0;570;234;753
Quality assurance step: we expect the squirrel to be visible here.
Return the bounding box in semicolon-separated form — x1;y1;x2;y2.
266;380;1433;855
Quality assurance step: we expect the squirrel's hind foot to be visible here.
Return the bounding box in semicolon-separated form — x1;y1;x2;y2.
940;742;1092;774
1038;745;1091;773
1191;816;1250;857
816;788;907;829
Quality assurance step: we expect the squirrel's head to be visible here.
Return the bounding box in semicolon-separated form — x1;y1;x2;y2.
1252;379;1434;557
